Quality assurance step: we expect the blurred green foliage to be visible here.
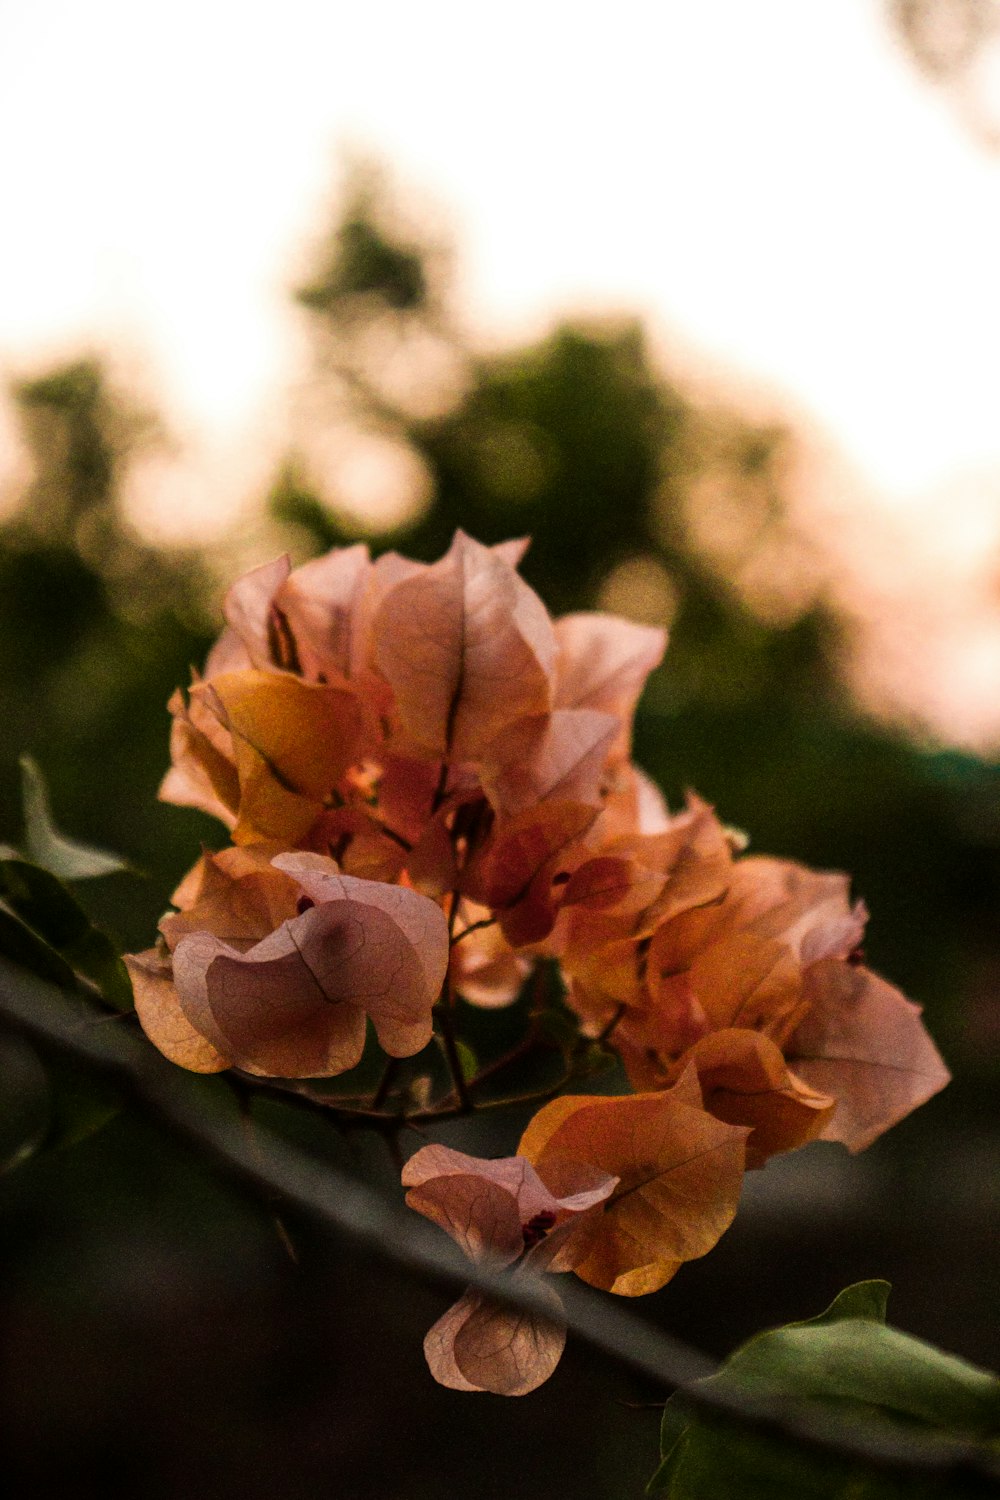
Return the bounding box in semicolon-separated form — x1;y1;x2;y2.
0;158;999;1500
274;165;996;1060
0;164;997;1051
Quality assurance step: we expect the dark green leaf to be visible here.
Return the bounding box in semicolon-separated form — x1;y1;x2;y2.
0;859;133;1010
20;753;131;880
648;1413;958;1500
0;900;79;989
715;1282;1000;1437
649;1282;1000;1499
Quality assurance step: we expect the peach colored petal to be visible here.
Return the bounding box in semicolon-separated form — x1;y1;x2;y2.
610;981;710;1080
490;536;531;569
675;1029;836;1167
406;813;459;899
124;949;230;1073
404;1171;526;1267
421;1293;483;1391
521;1091;748;1296
718;857;867;965
159;687;239;829
221;554;292;669
450;911;531;1009
199;671;364;844
658;929;803;1037
274;543;371;681
479;708;618;818
554;612;666;759
451;1286;567;1396
423;1288;567;1396
170;869;447;1077
565;939;648;1027
557;797;732;959
787;961;951;1152
171;922;370;1077
462;801;597;914
371;530;556;759
271;854;449;1028
160;850;299;952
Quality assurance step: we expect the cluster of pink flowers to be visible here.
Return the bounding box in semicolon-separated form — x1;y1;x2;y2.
127;530;949;1394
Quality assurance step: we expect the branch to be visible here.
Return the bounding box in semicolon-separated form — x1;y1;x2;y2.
0;955;996;1488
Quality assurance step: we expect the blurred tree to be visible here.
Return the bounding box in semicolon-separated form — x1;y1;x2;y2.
273;163;1000;1042
0;357;216;947
0;155;998;1500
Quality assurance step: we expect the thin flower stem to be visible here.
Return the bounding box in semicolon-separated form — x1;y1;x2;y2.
449;916;497;947
434;999;471;1111
371;1057;401;1111
445;888;461;946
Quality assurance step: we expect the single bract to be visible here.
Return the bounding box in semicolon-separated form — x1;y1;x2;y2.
126;529;950;1394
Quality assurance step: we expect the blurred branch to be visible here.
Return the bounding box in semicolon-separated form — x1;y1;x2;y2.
0;955;997;1486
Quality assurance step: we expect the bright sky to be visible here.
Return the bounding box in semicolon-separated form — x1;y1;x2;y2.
1;0;999;742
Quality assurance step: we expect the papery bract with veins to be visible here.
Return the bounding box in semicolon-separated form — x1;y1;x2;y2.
402;1145;617;1394
126;527;951;1399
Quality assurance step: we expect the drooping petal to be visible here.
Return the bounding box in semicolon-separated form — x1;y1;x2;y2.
171;869;447;1077
450;1285;567;1396
125;948;230;1073
786;961;951;1152
421;1293;482;1392
423;1287;567;1396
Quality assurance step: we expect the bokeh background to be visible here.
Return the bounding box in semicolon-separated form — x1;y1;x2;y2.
1;3;999;1496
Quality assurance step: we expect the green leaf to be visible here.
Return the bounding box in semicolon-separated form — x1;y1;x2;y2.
0;859;133;1010
20;754;131;880
0;901;80;989
648;1415;950;1500
715;1283;1000;1438
649;1282;1000;1499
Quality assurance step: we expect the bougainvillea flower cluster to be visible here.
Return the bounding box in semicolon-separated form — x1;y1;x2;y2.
126;530;950;1396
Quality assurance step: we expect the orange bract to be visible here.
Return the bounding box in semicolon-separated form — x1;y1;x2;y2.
520;1089;748;1296
127;528;951;1397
